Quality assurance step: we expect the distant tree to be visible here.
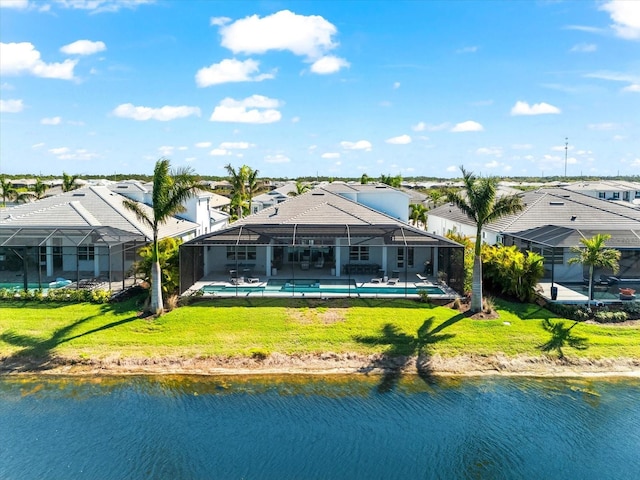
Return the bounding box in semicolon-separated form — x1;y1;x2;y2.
409;203;428;229
568;233;620;307
33;178;49;199
122;158;207;315
380;173;402;188
0;177;16;207
426;189;445;208
289;181;311;197
360;173;371;184
14;190;35;203
446;166;524;313
62;172;80;192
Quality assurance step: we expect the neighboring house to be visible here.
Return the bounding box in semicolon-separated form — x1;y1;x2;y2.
321;182;411;222
0;186;199;288
564;180;640;206
427;187;640;282
179;188;464;294
250;182;299;214
108;180;228;235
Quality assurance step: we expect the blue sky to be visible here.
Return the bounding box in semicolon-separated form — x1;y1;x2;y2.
1;0;639;179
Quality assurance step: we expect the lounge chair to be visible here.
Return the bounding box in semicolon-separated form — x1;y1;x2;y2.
416;273;429;283
314;256;325;268
387;277;400;285
301;261;310;270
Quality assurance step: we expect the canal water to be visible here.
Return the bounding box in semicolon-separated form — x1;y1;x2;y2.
1;375;639;479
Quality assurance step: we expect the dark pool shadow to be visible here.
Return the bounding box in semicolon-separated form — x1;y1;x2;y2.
537;318;588;360
0;309;139;373
355;313;464;393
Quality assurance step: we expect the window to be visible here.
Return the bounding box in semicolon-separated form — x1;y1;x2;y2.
78;246;95;261
349;246;369;261
226;246;257;261
612;192;620;200
598;192;605;199
396;247;414;268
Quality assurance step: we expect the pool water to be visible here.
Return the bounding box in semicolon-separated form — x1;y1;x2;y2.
562;281;640;301
201;278;445;296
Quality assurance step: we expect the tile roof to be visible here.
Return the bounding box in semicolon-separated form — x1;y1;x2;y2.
0;186;199;240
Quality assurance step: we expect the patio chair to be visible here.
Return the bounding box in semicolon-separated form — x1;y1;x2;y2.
314;256;325;268
387;277;400;285
416;273;430;283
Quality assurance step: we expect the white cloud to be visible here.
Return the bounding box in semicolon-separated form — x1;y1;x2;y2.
600;0;640;40
0;82;14;90
570;43;597;53
0;42;77;80
613;135;626;141
587;122;618;130
456;45;479;54
53;0;156;14
112;103;201;121
60;40;106;55
340;140;372;151
195;58;274;87
622;84;640;92
219;10;339;59
49;147;70;155
484;160;501;169
551;144;574;152
412;121;449;132
291;116;300;123
264;154;290;164
0;99;23;113
195;141;212;148
310;55;349;74
385;134;411;145
41;116;62;125
219;141;253;149
158;145;174;156
446;165;458;173
209;95;282;124
476;147;503;157
393;82;400;89
510;101;561;116
0;0;29;8
321;152;340;159
32;142;45;149
210;148;230;156
564;25;607;34
450;121;483;132
585;70;640;83
512;143;533;150
210;16;231;26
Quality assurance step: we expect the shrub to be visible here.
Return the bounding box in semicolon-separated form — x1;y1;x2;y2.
417;290;431;304
594;310;628;323
481;244;545;302
619;301;640;319
545;303;590;322
482;296;496;314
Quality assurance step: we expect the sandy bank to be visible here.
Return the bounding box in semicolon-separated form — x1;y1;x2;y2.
1;353;639;378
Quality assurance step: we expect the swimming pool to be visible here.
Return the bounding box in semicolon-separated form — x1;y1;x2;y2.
200;279;446;297
561;281;640;301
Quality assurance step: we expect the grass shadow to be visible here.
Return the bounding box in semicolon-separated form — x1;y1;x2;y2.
492;298;557;321
537;319;588;360
355;312;465;393
0;309;139;373
185;297;429;310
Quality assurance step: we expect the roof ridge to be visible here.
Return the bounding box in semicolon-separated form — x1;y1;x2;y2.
90;186;150;238
547;187;640;223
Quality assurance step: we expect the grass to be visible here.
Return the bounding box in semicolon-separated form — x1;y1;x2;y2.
1;296;639;364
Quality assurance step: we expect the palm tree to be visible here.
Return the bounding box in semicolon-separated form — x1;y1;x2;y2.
0;176;16;207
568;233;620;307
122;158;207;315
225;163;247;220
62;172;80;192
409;203;428;229
246;166;260;215
360;173;370;184
33;178;49;199
446;166;524;313
380;173;402;188
289;181;311;197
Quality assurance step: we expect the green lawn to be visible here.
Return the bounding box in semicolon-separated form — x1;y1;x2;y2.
1;297;639;363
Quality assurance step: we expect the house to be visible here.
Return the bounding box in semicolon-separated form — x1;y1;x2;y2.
179;187;464;295
563;180;640;206
427;187;640;283
250;182;299;214
0;186;199;289
108;180;229;235
321;182;411;222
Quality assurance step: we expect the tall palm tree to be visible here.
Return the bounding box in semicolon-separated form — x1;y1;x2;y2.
225;163;247;220
409;203;428;229
246;166;260;215
568;233;620;307
446;166;524;313
62;172;80;192
0;176;16;207
123;158;206;315
33;178;49;199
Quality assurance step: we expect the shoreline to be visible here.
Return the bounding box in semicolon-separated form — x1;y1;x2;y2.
2;353;640;378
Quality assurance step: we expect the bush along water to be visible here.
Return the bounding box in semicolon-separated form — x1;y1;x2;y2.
545;301;639;323
0;287;112;304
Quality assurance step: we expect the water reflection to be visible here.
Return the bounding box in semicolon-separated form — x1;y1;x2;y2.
1;375;639;480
